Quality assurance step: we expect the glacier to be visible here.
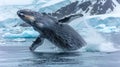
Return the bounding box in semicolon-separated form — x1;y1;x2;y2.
0;0;120;52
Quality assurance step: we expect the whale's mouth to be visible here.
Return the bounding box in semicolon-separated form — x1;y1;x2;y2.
17;10;35;23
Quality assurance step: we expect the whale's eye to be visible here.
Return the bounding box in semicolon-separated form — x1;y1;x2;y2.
19;12;25;17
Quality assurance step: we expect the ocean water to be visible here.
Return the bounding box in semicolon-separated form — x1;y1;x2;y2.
0;15;120;67
0;37;120;67
1;18;120;67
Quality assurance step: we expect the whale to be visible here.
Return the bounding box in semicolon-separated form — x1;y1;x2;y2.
17;9;86;52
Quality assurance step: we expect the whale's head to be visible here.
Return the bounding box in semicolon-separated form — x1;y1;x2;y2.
17;9;51;29
17;9;37;25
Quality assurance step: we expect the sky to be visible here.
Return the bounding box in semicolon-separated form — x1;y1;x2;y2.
0;0;33;6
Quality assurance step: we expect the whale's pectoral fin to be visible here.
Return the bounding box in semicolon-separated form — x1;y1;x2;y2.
29;36;44;52
58;14;83;23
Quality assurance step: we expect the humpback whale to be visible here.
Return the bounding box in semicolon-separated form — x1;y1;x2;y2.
17;9;86;52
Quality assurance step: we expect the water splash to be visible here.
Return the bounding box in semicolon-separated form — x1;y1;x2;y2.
78;17;119;52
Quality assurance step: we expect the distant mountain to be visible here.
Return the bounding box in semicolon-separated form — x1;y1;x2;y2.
87;0;116;15
19;0;120;27
1;0;120;27
48;0;119;19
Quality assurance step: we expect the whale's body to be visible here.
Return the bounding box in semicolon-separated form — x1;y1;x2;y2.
17;8;86;52
38;23;86;51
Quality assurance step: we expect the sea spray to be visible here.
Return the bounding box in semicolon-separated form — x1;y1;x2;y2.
73;17;119;52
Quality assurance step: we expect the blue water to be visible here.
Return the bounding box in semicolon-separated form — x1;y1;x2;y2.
0;15;120;67
0;31;120;67
0;39;120;67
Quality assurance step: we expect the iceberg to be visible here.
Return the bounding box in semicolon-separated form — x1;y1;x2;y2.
3;30;39;38
12;38;26;42
87;14;120;33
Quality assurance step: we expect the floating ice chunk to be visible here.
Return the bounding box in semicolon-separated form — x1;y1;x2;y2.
3;30;39;38
95;24;106;28
97;26;120;33
0;40;6;45
12;38;26;42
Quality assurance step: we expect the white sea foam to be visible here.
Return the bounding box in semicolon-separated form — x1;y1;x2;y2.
70;17;120;52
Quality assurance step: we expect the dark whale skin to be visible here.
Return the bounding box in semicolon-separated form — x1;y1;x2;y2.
17;9;86;51
42;23;86;51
